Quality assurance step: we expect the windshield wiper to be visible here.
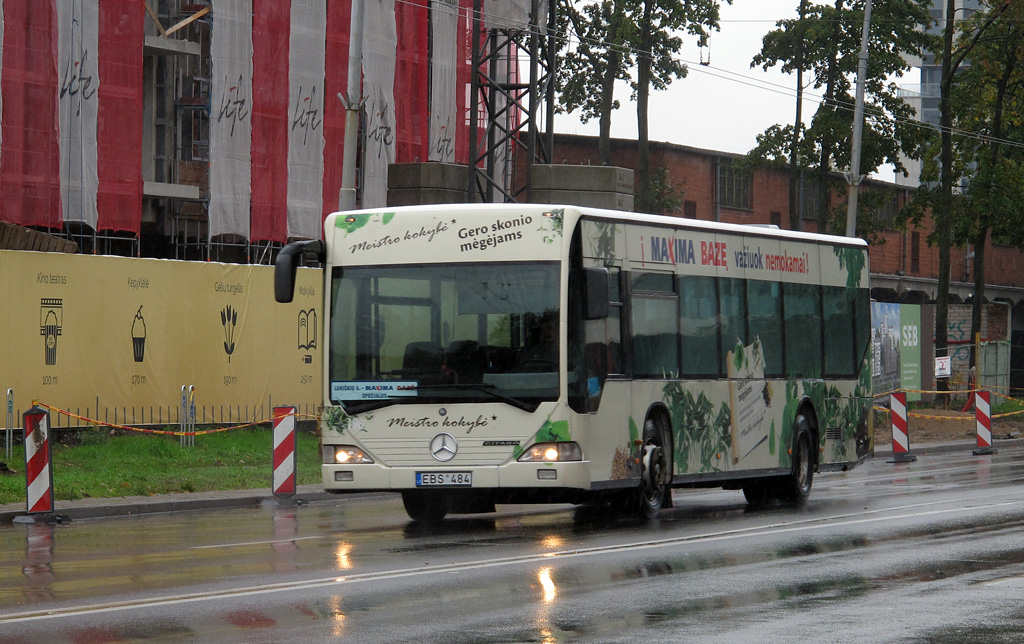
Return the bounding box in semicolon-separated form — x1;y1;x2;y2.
415;383;536;412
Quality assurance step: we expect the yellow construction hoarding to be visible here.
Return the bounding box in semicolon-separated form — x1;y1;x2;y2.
0;250;322;428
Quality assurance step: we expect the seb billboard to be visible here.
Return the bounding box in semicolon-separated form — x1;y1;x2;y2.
0;250;321;427
870;302;923;401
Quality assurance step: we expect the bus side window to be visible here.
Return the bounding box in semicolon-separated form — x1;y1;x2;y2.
783;283;823;378
631;271;680;378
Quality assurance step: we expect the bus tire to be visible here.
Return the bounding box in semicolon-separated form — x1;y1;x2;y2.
742;482;771;507
774;414;814;505
637;416;671;519
402;490;451;522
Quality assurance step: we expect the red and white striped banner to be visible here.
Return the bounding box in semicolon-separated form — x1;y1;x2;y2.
2;1;482;239
363;0;398;209
210;0;254;240
0;0;142;234
429;0;459;162
272;406;297;498
975;390;995;453
285;0;327;240
890;391;910;454
23;406;54;515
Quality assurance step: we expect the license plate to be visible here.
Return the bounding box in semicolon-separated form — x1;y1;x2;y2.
416;472;472;487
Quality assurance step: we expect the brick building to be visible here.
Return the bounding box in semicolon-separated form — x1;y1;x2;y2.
550;133;1024;389
550;133;1024;309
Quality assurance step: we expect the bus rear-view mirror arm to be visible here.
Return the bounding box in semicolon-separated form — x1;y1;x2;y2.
275;240;325;303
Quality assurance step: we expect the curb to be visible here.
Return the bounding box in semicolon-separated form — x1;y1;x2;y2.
872;436;1024;458
0;485;341;525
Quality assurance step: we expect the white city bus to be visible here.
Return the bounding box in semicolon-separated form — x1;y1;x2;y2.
276;203;873;521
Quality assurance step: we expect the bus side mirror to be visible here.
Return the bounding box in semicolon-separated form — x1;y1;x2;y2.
275;240;325;303
583;267;609;320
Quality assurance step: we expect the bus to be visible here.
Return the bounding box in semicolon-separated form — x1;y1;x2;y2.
275;203;873;521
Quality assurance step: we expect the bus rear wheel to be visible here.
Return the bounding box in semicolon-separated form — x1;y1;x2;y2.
774;415;814;505
402;490;451;522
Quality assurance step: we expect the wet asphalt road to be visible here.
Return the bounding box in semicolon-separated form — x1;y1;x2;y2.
2;449;1024;643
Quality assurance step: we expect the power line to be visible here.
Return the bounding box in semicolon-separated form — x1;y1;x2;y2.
393;0;1024;153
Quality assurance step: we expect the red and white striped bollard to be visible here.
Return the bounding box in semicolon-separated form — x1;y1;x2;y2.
272;406;297;498
973;390;997;455
23;406;54;514
889;392;917;463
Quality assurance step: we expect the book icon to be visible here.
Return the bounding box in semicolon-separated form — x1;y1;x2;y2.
298;309;317;363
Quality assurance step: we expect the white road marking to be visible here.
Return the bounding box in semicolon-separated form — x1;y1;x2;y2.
3;491;1024;624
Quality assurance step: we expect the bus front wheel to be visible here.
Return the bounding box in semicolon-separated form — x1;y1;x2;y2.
402;490;451;522
637;416;672;519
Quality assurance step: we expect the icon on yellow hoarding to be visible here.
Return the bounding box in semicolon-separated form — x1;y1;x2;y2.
221;305;238;362
40;299;63;366
298;309;317;363
132;305;147;362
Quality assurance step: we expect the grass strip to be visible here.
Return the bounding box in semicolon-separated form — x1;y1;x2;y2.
0;427;320;505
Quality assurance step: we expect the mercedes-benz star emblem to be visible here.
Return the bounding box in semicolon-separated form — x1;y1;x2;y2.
430;433;458;462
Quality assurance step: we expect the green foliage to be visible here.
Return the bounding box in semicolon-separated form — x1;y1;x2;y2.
748;0;936;233
556;1;634;122
647;166;684;215
946;1;1024;251
0;428;321;505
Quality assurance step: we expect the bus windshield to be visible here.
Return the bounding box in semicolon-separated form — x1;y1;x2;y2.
330;262;560;412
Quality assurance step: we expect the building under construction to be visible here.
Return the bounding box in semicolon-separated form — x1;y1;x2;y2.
0;0;553;262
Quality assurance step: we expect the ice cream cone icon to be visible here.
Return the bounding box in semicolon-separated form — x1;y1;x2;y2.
132;306;146;362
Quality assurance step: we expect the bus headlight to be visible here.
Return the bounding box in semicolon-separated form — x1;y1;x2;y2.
517;442;582;462
334;446;374;464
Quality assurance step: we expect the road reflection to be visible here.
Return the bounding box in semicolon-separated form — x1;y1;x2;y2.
21;522;55;604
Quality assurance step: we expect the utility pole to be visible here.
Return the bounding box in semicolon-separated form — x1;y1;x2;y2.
339;0;365;212
788;0;807;231
845;0;872;238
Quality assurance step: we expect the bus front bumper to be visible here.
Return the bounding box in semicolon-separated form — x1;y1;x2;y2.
321;460;592;492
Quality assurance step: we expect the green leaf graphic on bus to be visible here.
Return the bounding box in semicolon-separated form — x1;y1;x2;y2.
536;419;570;442
323;406;368;434
514;419;570;460
539;208;564;244
662;383;731;474
628;417;640;444
336;212;395;235
834;246;865;293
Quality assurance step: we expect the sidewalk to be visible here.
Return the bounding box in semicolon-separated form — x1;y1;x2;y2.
3;437;1022;525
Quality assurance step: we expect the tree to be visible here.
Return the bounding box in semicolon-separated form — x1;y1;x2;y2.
556;1;634;165
947;1;1024;359
931;0;1012;372
749;0;934;235
631;0;726;213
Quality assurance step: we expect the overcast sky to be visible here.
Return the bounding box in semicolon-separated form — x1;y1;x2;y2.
553;0;920;180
